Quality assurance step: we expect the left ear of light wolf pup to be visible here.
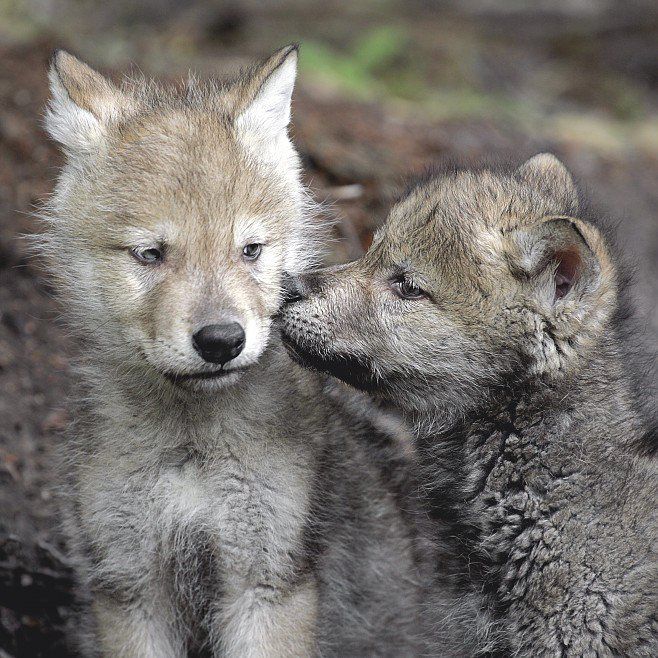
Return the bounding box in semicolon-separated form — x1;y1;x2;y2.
281;156;658;656
38;48;432;656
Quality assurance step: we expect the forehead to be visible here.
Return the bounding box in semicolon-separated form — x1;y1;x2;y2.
382;172;505;266
383;167;570;259
391;170;514;231
102;109;290;231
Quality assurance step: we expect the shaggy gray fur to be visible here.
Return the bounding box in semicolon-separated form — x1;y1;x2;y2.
281;155;658;656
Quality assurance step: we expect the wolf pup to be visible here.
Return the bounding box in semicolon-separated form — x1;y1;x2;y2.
39;48;427;656
281;155;658;656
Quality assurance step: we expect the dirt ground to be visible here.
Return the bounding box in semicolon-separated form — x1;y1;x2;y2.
0;4;656;655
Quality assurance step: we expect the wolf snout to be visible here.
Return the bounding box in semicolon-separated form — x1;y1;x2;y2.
281;271;326;306
192;323;245;365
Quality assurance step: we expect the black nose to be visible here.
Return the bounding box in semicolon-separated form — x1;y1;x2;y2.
281;273;306;304
192;323;245;365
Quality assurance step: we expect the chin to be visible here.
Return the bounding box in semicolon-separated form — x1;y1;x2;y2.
280;332;379;393
163;367;248;392
181;371;247;392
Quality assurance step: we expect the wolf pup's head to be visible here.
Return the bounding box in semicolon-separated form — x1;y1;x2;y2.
41;46;320;391
281;155;617;415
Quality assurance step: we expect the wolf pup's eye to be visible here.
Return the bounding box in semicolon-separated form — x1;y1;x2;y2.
393;277;426;300
131;246;163;265
242;243;262;261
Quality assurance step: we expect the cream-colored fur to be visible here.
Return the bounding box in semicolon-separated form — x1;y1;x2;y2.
38;48;427;657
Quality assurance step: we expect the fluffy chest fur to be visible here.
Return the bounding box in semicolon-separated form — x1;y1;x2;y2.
72;404;316;622
155;439;313;590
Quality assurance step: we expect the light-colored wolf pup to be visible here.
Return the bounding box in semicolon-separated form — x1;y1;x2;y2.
39;47;428;657
281;155;658;657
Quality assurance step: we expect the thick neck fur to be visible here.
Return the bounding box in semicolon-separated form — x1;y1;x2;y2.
415;336;642;499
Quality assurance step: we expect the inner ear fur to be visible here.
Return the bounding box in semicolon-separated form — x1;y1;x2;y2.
233;44;298;134
46;50;138;155
505;216;618;377
508;215;617;315
49;49;134;122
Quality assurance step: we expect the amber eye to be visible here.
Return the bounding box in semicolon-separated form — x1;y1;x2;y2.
392;277;425;300
131;246;164;265
242;243;262;261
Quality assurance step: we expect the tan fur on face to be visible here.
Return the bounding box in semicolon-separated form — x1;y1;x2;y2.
41;46;323;389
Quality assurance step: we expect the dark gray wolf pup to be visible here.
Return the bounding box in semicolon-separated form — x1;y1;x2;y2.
281;155;658;657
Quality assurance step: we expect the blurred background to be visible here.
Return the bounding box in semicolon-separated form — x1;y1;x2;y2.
0;1;656;655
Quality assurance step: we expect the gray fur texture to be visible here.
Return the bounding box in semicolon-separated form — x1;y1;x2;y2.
37;48;428;656
281;154;658;656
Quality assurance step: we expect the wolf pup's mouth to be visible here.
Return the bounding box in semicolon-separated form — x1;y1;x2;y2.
281;333;379;393
164;367;247;383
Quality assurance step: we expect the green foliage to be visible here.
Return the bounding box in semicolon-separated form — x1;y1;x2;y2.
300;26;417;100
298;26;535;122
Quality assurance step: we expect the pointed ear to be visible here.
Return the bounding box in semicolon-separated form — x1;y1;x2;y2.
515;153;579;213
507;216;617;376
45;50;134;155
234;45;298;140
